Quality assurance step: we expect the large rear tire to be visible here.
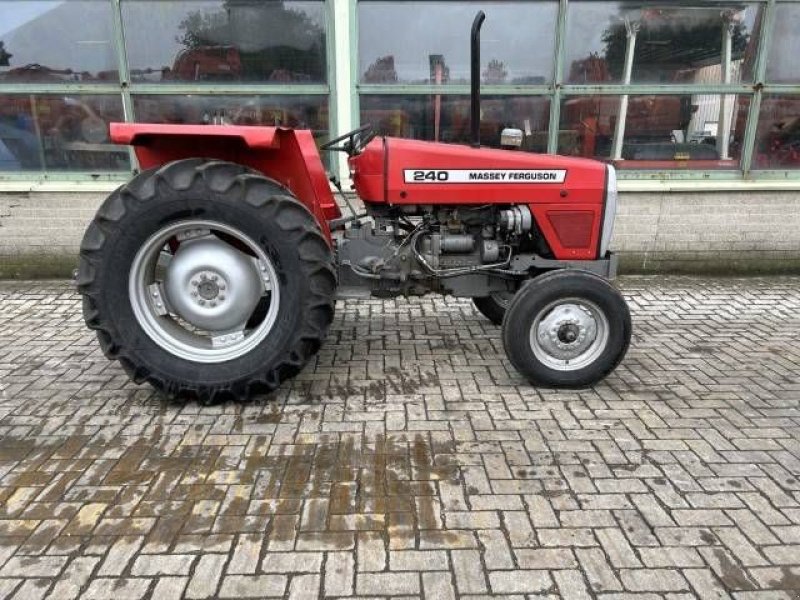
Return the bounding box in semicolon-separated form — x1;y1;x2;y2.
473;292;514;325
77;158;336;403
502;270;630;388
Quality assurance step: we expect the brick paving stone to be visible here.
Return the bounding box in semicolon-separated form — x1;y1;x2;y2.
260;551;323;573
488;569;553;594
683;568;732;599
150;576;189;600
130;554;195;576
357;531;386;572
515;548;578;570
596;528;643;568
356;572;420;595
390;550;449;571
0;557;67;578
324;551;354;596
11;580;48;600
554;569;593;599
81;578;151;600
620;568;691;592
44;556;99;600
0;581;20;600
227;533;261;575
217;574;287;598
287;573;320;599
97;536;144;577
477;528;514;569
451;549;488;594
577;547;624;592
422;571;456;600
184;554;227;599
1;277;800;599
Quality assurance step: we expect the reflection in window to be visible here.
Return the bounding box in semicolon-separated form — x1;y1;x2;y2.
766;4;800;83
0;1;118;82
0;94;129;171
132;94;328;135
753;96;800;169
558;94;748;169
358;2;558;85
122;1;327;84
361;95;550;152
564;2;761;84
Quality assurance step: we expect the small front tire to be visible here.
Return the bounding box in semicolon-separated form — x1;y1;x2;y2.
502;270;631;388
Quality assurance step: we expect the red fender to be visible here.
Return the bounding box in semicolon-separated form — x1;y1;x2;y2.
110;123;340;242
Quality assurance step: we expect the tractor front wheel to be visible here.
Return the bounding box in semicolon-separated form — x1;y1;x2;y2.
502;270;630;388
77;159;336;403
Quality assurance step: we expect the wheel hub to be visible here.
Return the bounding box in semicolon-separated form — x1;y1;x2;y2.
532;302;604;367
163;237;262;332
193;271;226;304
557;322;580;344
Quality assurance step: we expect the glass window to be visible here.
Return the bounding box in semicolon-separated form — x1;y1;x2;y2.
0;94;129;171
0;1;119;82
752;96;800;169
358;2;558;85
132;93;328;134
558;94;748;170
360;95;551;152
766;4;800;83
122;1;327;84
564;2;761;84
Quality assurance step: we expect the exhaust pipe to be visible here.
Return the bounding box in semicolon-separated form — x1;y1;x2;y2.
470;10;486;148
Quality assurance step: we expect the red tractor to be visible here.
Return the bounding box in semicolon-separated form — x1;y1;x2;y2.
77;13;631;403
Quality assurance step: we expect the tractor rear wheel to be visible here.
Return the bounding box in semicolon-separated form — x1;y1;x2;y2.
502;270;630;388
473;292;514;325
77;158;336;403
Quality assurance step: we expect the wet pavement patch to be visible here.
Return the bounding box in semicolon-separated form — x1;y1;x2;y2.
1;277;800;597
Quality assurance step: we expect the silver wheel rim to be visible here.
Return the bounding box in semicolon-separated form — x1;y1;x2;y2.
129;219;280;363
529;298;609;371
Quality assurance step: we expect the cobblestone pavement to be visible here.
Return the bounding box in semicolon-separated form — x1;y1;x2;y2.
0;277;799;599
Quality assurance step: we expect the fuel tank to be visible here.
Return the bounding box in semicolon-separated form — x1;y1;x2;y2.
349;137;612;260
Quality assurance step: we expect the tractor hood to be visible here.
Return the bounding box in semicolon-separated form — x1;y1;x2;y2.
350;136;608;207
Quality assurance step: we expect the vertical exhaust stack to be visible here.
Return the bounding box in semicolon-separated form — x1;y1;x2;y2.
470;10;486;148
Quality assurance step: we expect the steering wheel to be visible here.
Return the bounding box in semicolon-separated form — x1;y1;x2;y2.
320;124;376;156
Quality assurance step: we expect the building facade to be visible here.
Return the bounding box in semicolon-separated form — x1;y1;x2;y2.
1;0;800;276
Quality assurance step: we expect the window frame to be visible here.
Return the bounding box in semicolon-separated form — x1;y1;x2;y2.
355;0;800;183
0;0;336;181
2;0;800;184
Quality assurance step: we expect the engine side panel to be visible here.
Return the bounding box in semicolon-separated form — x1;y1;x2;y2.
110;123;340;241
350;137;608;260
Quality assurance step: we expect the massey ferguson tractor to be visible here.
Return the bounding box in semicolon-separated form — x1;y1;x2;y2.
77;13;631;403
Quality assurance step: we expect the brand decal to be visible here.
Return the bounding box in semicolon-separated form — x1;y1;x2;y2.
404;169;567;184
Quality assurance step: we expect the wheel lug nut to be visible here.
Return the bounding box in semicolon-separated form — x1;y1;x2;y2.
191;292;198;297
219;295;226;301
211;275;218;281
210;301;217;307
199;300;206;306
